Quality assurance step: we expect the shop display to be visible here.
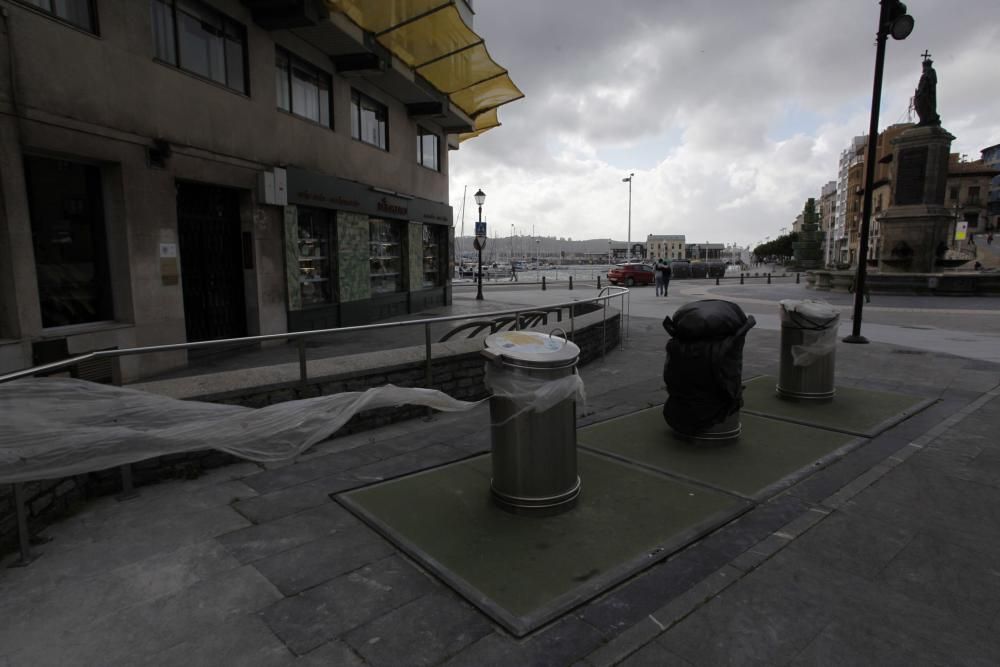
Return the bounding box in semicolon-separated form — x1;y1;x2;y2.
370;219;403;294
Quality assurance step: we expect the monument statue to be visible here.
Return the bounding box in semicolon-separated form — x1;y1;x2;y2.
914;55;941;127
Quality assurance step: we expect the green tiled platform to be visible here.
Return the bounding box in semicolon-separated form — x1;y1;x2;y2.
578;409;859;500
742;375;934;436
336;451;748;636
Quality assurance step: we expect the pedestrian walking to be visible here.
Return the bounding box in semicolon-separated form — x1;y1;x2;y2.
510;265;518;282
654;258;665;296
659;260;672;297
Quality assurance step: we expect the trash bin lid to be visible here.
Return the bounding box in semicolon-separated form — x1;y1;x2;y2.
483;331;580;366
779;299;840;326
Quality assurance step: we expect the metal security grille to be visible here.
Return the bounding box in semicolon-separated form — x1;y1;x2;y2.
177;183;247;342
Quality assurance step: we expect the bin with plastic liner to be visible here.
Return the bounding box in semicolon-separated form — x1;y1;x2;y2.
777;300;840;400
662;300;756;440
482;329;585;515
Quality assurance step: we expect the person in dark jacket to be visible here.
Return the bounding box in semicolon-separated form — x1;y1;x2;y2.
658;260;672;296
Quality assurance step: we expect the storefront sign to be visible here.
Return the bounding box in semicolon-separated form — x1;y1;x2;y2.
954;221;968;241
286;167;452;225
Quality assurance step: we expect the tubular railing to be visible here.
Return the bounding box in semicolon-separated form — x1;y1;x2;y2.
1;288;629;566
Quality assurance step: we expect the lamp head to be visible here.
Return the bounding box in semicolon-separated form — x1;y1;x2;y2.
887;1;914;40
474;189;486;206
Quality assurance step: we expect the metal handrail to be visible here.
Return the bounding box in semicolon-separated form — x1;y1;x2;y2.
0;288;630;384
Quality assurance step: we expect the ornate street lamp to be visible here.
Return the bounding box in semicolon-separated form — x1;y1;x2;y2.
474;188;486;300
845;0;913;344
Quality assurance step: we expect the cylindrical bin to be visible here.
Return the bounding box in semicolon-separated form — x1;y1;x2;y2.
777;299;840;400
482;330;582;515
662;300;756;442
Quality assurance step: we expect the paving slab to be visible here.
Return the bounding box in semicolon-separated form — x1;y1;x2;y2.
337;451;747;636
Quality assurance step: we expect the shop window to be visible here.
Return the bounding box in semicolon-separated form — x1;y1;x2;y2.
16;0;97;33
369;219;403;294
421;225;444;287
276;47;332;127
24;155;113;328
151;0;248;94
416;127;439;171
351;89;388;150
295;208;336;307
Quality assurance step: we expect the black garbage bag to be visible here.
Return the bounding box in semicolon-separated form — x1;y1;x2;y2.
662;300;756;435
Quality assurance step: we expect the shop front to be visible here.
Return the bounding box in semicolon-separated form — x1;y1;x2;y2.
284;168;453;331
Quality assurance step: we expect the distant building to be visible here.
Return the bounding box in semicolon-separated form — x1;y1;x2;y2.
976;143;1000;231
818;181;837;266
686;243;725;261
946;156;1000;236
834;135;867;265
646;235;686;261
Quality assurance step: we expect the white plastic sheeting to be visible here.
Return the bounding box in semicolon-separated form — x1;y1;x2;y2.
0;378;485;484
779;299;841;367
484;364;586;426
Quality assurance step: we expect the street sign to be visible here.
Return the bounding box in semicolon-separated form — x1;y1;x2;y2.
954;221;968;241
473;236;485;251
475;222;487;238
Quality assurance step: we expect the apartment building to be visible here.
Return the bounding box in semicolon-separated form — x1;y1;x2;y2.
0;0;519;379
646;234;686;261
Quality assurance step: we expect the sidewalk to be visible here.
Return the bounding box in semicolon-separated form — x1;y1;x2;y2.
2;284;999;665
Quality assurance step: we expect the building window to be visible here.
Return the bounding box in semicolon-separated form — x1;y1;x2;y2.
351;90;388;150
968;186;980;203
421;225;444;287
949;186;959;201
16;0;97;33
151;0;248;94
294;208;336;307
416;127;439;171
24;155;113;328
276;48;331;127
369;218;403;293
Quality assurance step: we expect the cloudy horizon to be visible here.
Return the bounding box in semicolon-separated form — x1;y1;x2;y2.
449;0;1000;248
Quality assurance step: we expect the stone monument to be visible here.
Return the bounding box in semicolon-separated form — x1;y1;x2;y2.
877;53;955;273
792;198;824;269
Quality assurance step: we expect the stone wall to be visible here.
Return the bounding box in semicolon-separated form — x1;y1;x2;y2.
1;311;620;556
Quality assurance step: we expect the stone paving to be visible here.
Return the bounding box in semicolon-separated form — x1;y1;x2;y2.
2;283;1000;665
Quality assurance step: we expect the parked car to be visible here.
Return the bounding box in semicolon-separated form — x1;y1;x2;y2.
668;260;691;279
607;262;655;286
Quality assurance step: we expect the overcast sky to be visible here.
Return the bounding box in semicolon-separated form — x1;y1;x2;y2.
448;0;1000;248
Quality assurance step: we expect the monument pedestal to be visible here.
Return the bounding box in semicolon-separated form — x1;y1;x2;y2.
876;125;955;273
877;207;953;273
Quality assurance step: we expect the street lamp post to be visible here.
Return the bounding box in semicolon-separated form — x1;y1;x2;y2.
845;0;913;344
622;173;634;260
474;188;486;300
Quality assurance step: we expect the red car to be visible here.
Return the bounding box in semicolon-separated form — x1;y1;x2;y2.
607;262;655;286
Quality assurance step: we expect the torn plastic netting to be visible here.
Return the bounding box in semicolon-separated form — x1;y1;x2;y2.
483;364;586;427
0;378;486;484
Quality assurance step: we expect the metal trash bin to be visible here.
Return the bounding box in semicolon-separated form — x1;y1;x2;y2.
482;330;582;515
777;300;840;400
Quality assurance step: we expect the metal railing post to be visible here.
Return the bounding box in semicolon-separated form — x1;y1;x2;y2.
602;298;607;360
298;338;308;385
10;483;36;567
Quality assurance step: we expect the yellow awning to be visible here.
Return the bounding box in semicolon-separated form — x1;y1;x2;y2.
326;0;522;140
459;107;500;143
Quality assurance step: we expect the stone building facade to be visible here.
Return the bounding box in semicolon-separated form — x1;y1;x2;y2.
0;0;512;381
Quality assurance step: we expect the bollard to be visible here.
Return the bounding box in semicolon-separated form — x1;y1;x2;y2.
715;276;720;286
569;276;573;290
796;272;800;284
767;273;771;284
740;273;744;285
542;275;546;291
597;275;601;289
